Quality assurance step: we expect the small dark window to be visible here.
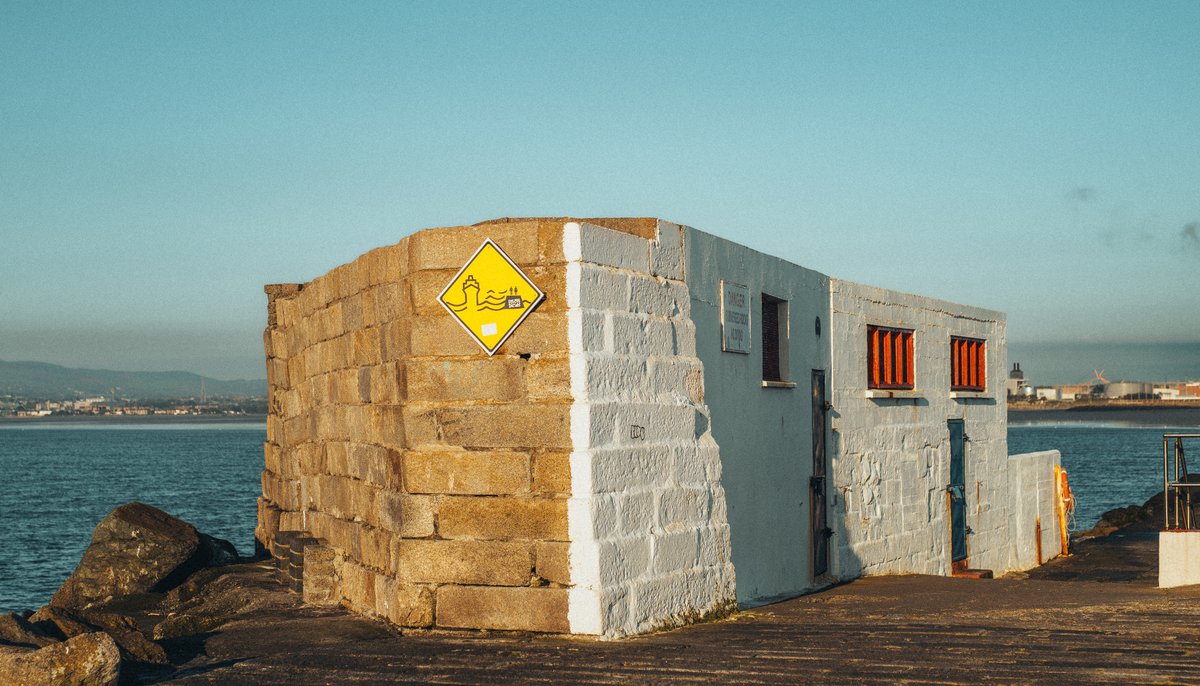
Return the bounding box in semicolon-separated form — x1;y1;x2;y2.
867;325;914;390
762;294;788;382
951;337;986;391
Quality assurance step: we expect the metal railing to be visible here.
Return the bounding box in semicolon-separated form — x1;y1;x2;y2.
1163;434;1200;530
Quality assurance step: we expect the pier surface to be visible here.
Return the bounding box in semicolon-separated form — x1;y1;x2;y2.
160;527;1199;684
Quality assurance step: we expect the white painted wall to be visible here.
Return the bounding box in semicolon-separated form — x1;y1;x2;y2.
1159;531;1200;588
563;218;1061;635
828;280;1013;577
684;228;834;607
1007;450;1065;569
565;221;736;638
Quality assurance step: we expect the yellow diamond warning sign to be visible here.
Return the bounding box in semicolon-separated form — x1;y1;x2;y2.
438;239;545;356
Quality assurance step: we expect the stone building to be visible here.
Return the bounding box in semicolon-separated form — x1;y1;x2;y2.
258;217;1064;638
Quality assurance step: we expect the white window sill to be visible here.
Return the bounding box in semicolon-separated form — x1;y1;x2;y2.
950;391;991;399
762;380;797;389
864;389;923;399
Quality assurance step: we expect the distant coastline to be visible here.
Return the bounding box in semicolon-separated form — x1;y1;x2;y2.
0;413;266;425
1009;404;1200;427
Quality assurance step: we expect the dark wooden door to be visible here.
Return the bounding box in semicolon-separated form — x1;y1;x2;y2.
811;370;830;577
948;419;967;563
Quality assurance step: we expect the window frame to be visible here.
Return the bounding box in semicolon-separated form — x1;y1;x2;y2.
867;325;915;390
950;336;986;392
761;293;789;384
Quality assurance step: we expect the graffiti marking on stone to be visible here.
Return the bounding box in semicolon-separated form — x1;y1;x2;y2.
438;239;545;355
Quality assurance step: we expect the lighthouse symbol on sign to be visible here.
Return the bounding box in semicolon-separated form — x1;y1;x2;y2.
437;240;545;355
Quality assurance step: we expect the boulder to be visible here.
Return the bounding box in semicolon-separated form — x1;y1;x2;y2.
0;632;120;686
0;613;57;648
50;502;238;610
30;606;167;665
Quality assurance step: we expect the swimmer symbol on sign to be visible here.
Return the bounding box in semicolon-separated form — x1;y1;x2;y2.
437;239;545;355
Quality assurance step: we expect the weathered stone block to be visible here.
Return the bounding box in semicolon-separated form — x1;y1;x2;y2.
650;220;684;280
352;327;382;367
436;585;568;633
359;525;392;572
410;316;488;357
406;358;525;402
364;446;402;490
359;287;379;327
577;221;650;272
367;405;406;449
378;492;436;538
435;404;570;450
535;541;571;585
378;242;410;286
574;264;629;311
525;356;570;401
379;318;411;360
375;575;434;627
659;488;711;531
409;224;539;271
395;539;532;585
408;269;459;316
525;264;566;313
263;442;281;475
341;294;364;331
340;561;376;614
532;451;571;496
537;220;566;264
403;450;530;495
502;311;568;354
438;496;567;541
629;275;690;318
400;406;439;448
375;283;409;323
371;361;406;404
303;544;340;607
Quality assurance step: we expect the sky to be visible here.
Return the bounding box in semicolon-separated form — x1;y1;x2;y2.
1;2;1198;383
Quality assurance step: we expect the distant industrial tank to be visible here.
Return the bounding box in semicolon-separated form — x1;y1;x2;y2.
1104;381;1154;399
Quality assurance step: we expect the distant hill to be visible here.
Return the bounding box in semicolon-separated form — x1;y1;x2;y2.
0;360;266;400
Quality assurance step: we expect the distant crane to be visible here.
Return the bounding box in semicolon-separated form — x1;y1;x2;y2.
1091;369;1110;385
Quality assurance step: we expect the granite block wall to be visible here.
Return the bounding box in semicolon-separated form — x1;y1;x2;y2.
565;221;736;637
259;219;574;632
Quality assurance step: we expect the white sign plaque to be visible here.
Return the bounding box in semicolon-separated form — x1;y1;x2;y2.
721;280;751;354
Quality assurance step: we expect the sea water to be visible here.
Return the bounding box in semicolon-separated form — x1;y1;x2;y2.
1008;422;1199;534
0;422;263;613
1;418;1197;613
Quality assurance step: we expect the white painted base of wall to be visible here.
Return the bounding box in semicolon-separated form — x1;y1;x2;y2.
1159;531;1200;588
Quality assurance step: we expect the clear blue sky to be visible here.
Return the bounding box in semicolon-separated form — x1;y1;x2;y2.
2;2;1198;381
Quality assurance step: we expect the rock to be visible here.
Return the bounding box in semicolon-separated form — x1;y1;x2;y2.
29;606;93;640
29;606;168;665
0;632;121;686
155;565;285;640
201;532;240;566
50;502;238;610
0;613;57;648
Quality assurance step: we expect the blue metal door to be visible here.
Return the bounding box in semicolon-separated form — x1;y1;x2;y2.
948;419;967;563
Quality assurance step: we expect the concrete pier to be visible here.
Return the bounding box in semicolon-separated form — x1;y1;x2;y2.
146;526;1200;684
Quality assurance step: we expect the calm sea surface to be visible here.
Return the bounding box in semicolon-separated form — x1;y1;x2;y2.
0;422;263;614
1;415;1198;613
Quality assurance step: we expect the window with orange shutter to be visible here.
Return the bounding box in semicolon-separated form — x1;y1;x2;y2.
867;325;914;390
950;336;986;392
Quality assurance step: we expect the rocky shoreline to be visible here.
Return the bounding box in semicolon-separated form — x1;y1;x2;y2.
0;503;257;685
